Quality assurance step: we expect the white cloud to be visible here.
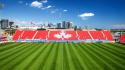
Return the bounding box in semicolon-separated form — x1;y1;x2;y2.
63;10;68;12
41;5;53;10
31;0;53;10
31;1;43;8
79;13;95;20
41;0;48;3
79;13;95;17
46;5;52;9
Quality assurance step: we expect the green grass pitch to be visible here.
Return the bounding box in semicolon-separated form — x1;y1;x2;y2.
0;42;125;70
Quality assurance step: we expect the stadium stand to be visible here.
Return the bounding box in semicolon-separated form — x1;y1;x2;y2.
0;37;7;41
120;34;125;43
34;30;48;40
77;31;92;40
102;30;114;41
13;30;48;40
89;31;105;40
0;34;7;42
13;30;23;40
63;31;78;40
21;30;36;40
48;31;62;40
13;30;114;42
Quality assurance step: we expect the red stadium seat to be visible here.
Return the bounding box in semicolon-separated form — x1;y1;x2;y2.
102;30;114;41
48;31;78;40
34;31;48;40
89;31;105;40
13;30;48;40
48;31;62;40
13;30;114;42
64;31;78;40
13;30;24;40
77;31;92;40
120;34;125;43
21;30;36;39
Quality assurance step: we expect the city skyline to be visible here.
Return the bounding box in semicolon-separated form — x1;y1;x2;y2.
0;0;125;29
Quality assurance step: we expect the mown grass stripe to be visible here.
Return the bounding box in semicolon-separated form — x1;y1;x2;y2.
0;43;29;62
0;43;29;66
73;43;103;70
11;43;45;70
23;43;50;70
96;43;125;60
93;43;125;64
112;43;125;49
68;43;81;70
103;43;125;53
2;43;41;70
51;43;58;70
27;43;54;70
88;43;125;70
72;43;91;70
41;42;58;70
0;42;14;47
0;42;23;52
0;42;125;70
69;43;85;70
63;43;69;70
0;43;39;70
0;43;28;58
55;43;64;70
86;43;117;70
38;42;55;70
64;43;76;70
102;43;125;52
0;42;22;48
80;43;116;70
106;43;125;50
69;43;89;70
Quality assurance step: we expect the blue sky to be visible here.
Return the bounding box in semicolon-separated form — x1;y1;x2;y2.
0;0;125;29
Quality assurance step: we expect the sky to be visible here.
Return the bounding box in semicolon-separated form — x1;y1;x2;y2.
0;0;125;29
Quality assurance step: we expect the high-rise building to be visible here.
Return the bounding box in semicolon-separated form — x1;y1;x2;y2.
57;23;61;28
0;19;9;29
67;22;73;28
56;21;73;29
62;21;66;28
9;21;14;28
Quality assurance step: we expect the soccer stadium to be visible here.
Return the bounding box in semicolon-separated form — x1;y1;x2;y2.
1;27;125;70
0;0;125;70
